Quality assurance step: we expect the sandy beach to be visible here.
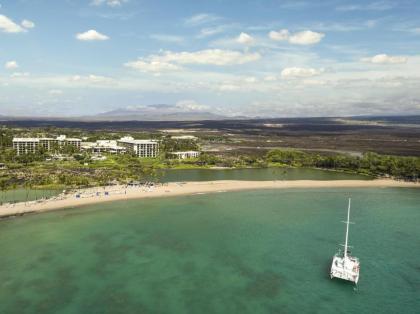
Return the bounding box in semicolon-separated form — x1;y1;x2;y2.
0;179;418;219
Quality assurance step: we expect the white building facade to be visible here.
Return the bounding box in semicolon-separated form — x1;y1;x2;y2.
81;140;126;154
117;137;159;158
169;151;201;159
172;135;198;141
12;138;40;155
12;135;81;155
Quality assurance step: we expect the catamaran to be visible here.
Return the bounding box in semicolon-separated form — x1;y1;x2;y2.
330;198;360;284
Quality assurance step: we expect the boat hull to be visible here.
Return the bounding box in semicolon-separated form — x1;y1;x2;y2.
330;255;360;284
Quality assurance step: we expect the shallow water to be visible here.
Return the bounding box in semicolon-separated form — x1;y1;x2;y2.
0;187;419;313
159;167;372;182
1;189;61;204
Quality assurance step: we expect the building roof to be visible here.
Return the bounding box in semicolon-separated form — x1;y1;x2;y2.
118;137;158;145
65;138;82;141
13;138;40;142
13;136;81;142
172;135;198;140
170;151;200;154
82;140;126;150
81;142;96;147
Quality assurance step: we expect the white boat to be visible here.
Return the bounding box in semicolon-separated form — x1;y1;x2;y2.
330;198;360;284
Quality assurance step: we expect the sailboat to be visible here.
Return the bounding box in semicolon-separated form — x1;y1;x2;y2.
330;198;360;284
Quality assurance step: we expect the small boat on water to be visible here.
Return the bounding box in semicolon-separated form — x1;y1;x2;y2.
330;198;360;284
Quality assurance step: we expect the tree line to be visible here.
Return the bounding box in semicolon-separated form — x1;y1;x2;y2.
265;150;419;181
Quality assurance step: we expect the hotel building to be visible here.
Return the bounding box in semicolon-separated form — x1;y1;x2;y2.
81;140;126;154
117;136;159;158
169;151;201;159
12;135;81;155
171;135;198;141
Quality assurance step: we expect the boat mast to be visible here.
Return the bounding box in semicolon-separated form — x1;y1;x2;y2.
344;198;351;259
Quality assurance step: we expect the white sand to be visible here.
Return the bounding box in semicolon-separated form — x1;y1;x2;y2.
0;179;418;218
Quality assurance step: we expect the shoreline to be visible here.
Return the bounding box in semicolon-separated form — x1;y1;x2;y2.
0;179;418;219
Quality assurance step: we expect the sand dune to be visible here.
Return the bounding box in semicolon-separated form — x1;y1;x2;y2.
0;179;418;219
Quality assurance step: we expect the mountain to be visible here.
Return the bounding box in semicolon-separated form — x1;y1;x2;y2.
89;104;229;121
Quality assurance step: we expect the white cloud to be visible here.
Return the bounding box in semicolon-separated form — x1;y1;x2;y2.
0;14;25;33
281;67;321;79
236;32;255;45
361;54;408;64
91;0;128;7
307;21;376;32
269;29;289;41
125;49;261;73
197;25;230;38
48;89;63;95
76;29;109;41
5;61;19;70
175;100;209;111
159;49;261;65
264;75;277;81
10;72;30;78
244;76;257;83
70;74;113;84
21;19;35;29
289;30;325;45
219;84;241;92
124;60;182;73
184;13;220;26
336;1;395;11
269;29;324;45
150;34;184;43
3;54;420;117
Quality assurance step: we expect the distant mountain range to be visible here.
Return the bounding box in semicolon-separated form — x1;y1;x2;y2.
1;105;419;123
0;104;234;121
89;104;229;121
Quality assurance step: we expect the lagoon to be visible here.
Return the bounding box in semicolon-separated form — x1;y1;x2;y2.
0;188;61;204
159;167;372;182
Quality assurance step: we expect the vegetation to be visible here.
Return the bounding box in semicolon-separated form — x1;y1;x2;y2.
266;150;420;181
0;126;419;199
161;136;199;158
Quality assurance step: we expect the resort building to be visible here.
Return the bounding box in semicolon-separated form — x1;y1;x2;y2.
169;151;201;159
12;135;81;155
172;135;198;141
81;140;126;154
56;135;82;149
117;136;159;158
12;138;41;155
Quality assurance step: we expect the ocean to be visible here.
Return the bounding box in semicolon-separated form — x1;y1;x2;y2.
0;186;418;313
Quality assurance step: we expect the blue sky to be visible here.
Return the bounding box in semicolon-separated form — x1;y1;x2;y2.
1;0;420;117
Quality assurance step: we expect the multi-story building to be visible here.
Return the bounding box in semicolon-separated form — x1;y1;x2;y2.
169;151;201;159
56;135;81;149
12;138;41;155
172;135;198;141
81;140;126;154
12;135;81;155
117;136;159;158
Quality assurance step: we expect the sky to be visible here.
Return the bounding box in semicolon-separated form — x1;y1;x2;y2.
1;0;420;118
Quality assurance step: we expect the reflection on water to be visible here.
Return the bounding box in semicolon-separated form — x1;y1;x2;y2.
159;167;372;182
0;189;61;204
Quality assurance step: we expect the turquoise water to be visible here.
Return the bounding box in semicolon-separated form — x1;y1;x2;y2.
159;167;372;182
0;188;419;313
1;189;61;204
